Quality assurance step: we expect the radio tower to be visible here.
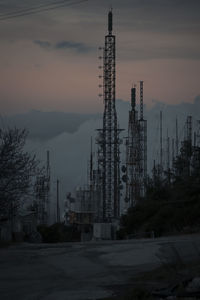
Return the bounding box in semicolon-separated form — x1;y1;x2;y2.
97;10;122;221
139;81;147;196
35;150;50;225
125;87;140;206
124;83;147;207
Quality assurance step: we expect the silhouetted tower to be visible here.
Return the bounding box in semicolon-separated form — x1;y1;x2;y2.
181;116;193;163
56;179;60;223
186;116;192;147
90;137;93;187
196;120;200;147
165;130;172;183
97;10;122;221
166;130;170;171
125;83;147;207
172;138;175;167
176;116;193;177
46;150;50;221
139;81;147;196
176;117;179;157
184;116;192;175
125;87;140;206
35;150;51;225
191;120;200;176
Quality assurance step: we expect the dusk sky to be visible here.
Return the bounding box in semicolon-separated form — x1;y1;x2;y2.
0;0;200;114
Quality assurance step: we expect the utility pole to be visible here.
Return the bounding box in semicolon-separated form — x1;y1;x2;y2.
176;117;179;157
167;130;170;171
172;138;175;167
46;150;50;225
160;111;163;173
90;136;93;187
56;179;60;223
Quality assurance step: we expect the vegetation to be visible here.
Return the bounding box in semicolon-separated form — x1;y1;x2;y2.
102;260;200;300
118;143;200;238
37;223;81;243
0;127;42;220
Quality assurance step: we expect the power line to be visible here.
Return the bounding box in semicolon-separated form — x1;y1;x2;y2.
0;0;89;21
0;0;73;16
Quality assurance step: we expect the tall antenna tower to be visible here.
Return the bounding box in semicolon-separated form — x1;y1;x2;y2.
90;137;93;188
125;86;140;206
176;117;179;157
177;116;193;177
158;110;163;178
186;116;192;146
172;138;175;167
56;179;60;223
97;10;122;221
197;120;200;147
124;83;147;207
160;111;163;168
166;130;170;171
35;150;51;225
139;81;147;196
185;115;193;165
166;130;171;183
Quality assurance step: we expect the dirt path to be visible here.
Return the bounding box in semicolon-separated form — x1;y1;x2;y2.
0;235;200;300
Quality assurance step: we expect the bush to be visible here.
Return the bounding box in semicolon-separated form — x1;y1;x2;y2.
37;223;81;243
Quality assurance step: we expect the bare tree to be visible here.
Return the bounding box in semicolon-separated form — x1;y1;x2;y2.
0;127;42;220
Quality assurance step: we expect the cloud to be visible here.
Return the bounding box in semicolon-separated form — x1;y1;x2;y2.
119;45;200;61
1;1;200;62
34;40;51;49
3;110;101;140
55;41;93;53
34;39;93;53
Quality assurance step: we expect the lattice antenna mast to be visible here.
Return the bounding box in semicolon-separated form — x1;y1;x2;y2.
35;150;51;225
125;86;140;207
90;136;93;187
185;116;193;161
99;10;121;221
172;138;175;167
140;81;144;120
139;81;147;196
186;116;192;145
56;179;60;223
197;120;200;147
176;117;179;157
166;130;170;171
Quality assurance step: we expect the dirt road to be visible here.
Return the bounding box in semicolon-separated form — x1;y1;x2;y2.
0;235;200;300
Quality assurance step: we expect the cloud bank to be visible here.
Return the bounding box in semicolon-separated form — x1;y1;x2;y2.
2;96;200;214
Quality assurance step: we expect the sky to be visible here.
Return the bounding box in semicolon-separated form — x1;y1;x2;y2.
0;0;200;114
1;0;200;214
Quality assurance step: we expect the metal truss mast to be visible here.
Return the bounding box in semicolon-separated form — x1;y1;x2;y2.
97;10;122;221
124;82;147;207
